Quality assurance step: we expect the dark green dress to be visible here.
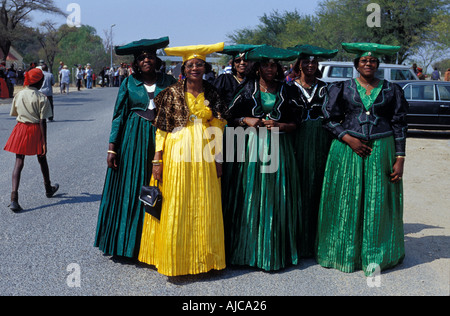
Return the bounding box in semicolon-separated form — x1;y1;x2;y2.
94;73;176;258
223;81;302;271
291;80;332;258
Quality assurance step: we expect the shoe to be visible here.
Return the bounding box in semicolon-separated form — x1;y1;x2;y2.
46;183;59;198
9;201;23;212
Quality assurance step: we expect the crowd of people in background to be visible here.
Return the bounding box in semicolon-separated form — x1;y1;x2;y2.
0;61;137;99
0;62;22;98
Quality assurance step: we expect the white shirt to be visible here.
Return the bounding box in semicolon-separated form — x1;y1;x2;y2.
145;84;156;110
60;69;70;83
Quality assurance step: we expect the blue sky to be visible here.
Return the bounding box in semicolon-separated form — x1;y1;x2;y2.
33;0;322;47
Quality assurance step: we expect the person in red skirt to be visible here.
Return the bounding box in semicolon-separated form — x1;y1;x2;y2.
4;68;59;212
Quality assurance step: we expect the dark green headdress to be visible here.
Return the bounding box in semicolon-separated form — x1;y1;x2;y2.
341;42;400;59
287;44;338;60
115;37;170;57
244;45;299;62
219;44;264;59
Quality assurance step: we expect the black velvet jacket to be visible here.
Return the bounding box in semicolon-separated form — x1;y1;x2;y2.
322;79;409;155
213;73;243;108
286;79;329;123
226;78;298;125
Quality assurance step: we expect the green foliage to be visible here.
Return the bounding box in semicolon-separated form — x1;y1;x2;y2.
227;0;450;65
54;25;109;76
229;10;320;49
0;0;65;58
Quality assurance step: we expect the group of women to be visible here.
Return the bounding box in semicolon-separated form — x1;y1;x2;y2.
94;37;409;277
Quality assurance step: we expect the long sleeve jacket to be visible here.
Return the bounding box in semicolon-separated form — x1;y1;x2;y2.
109;73;177;144
226;78;299;125
322;79;409;155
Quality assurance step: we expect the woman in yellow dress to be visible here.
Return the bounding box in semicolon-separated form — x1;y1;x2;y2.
138;43;228;276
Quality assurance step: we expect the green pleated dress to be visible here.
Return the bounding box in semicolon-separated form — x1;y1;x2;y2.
94;74;176;258
316;80;405;276
222;91;302;271
292;81;332;257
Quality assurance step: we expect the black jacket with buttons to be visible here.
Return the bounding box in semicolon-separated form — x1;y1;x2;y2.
322;79;409;155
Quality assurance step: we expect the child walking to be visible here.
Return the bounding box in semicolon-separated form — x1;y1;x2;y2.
3;68;59;212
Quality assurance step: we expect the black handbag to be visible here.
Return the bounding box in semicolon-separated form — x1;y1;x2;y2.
139;183;162;220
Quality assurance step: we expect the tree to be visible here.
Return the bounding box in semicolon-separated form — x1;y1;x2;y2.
410;7;450;72
314;0;448;63
228;10;331;50
227;0;449;64
0;0;65;60
54;25;109;77
36;21;74;73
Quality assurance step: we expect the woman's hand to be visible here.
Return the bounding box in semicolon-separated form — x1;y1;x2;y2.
243;117;264;128
262;119;279;130
342;134;372;158
107;153;118;169
107;143;118;169
390;157;405;183
262;119;296;133
152;151;163;182
152;164;163;182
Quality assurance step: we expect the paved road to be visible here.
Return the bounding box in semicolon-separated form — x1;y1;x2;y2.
0;87;448;297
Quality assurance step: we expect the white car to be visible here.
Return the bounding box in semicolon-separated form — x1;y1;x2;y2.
318;61;419;83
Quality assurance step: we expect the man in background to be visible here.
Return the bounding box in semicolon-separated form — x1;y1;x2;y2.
39;64;55;121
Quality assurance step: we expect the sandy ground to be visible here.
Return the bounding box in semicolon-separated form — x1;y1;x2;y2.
402;130;450;289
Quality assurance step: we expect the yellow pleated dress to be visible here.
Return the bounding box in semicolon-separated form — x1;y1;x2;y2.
138;92;227;276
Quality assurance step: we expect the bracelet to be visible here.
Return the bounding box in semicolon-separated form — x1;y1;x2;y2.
396;156;406;159
152;163;162;166
152;159;163;164
107;150;117;155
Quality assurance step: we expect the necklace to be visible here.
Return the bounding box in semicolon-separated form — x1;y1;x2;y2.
260;82;275;93
358;77;378;89
233;75;244;84
298;78;316;89
260;83;268;92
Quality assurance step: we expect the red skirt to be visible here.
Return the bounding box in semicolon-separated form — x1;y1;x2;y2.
0;78;8;98
4;122;44;156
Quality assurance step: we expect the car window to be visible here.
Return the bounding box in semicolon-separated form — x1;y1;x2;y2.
403;85;412;99
329;66;353;78
437;85;450;101
391;69;415;80
410;84;435;100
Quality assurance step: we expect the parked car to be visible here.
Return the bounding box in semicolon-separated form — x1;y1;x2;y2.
395;80;450;130
318;61;419;83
